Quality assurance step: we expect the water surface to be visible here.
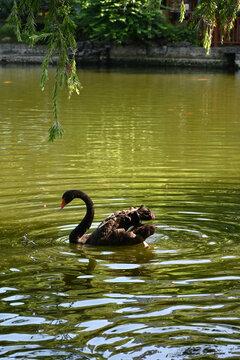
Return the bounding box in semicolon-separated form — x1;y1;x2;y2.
0;65;240;359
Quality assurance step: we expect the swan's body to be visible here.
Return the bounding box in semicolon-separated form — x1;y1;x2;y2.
60;190;155;246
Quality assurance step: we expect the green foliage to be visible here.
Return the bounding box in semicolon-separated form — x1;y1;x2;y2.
0;21;17;42
166;22;199;45
8;0;82;141
0;0;15;19
72;0;197;45
74;0;167;43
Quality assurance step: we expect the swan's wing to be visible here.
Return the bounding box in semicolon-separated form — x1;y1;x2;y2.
97;208;140;231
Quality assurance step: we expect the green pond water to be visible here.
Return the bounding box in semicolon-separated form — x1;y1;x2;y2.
0;65;240;359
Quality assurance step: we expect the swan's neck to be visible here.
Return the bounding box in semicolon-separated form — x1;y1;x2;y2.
69;191;94;243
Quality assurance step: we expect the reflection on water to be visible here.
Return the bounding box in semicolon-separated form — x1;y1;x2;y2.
0;65;240;359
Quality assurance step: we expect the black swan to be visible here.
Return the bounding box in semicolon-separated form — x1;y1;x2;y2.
60;190;155;246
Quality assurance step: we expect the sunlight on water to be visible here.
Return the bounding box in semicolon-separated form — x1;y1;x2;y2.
0;65;240;359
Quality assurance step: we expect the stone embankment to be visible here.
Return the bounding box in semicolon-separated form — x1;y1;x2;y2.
0;42;240;69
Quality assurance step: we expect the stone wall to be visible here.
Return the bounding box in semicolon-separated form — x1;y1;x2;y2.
0;42;240;69
0;43;57;64
108;43;230;68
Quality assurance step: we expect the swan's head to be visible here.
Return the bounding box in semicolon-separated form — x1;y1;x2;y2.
60;190;79;209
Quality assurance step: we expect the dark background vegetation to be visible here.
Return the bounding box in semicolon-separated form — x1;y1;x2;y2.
0;0;199;45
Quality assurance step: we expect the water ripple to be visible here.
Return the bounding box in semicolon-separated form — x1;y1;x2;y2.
1;67;240;359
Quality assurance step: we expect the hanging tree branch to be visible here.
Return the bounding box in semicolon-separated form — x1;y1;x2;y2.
180;0;240;54
8;0;82;141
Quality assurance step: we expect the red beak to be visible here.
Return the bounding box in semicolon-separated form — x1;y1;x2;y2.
60;199;67;209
